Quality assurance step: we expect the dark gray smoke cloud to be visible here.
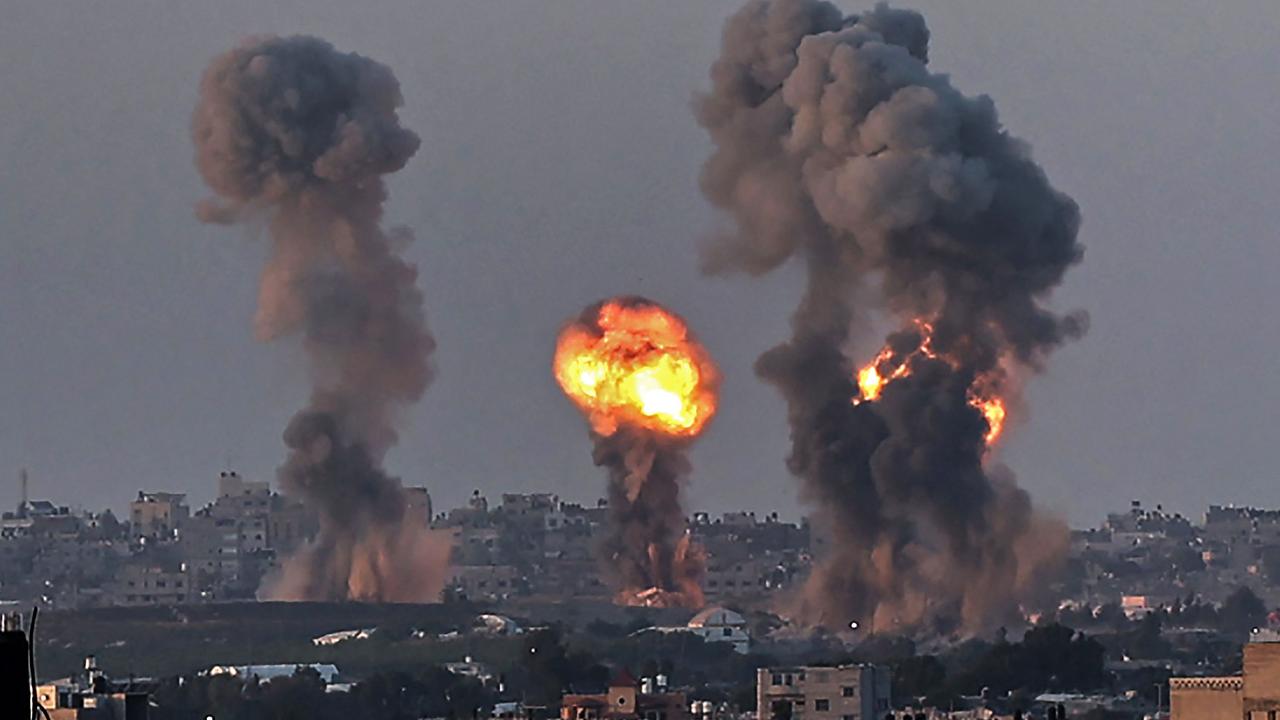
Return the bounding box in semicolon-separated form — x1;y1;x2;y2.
697;0;1083;631
193;35;449;601
594;426;705;607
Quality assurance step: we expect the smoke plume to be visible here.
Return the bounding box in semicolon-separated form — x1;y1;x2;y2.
193;35;449;601
697;0;1083;631
594;426;706;607
553;298;719;607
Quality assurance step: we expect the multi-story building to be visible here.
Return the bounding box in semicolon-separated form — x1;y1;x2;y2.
447;564;522;600
107;558;192;606
129;492;189;545
1171;631;1280;719
756;665;892;720
180;471;316;599
405;486;433;526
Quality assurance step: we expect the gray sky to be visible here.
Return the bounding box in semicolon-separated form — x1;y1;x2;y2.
1;0;1278;528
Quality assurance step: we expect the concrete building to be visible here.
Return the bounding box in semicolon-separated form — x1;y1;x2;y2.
108;559;191;606
405;486;433;526
756;665;891;720
561;670;688;720
686;607;751;654
639;607;752;654
129;492;188;544
447;564;521;600
37;655;152;720
1172;632;1280;719
1170;676;1243;720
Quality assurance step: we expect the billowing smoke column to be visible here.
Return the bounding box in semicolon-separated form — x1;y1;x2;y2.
697;0;1084;631
193;35;449;601
553;298;719;607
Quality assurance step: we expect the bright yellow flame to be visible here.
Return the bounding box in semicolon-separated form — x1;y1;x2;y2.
554;300;718;438
974;396;1006;445
852;319;1008;448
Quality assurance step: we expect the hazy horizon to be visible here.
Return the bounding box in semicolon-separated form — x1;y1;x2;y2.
2;0;1278;530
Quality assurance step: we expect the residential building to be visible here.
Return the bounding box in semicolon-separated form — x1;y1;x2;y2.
129;492;189;544
36;655;152;720
686;606;751;654
1171;631;1280;719
107;558;191;606
561;670;688;720
756;665;892;720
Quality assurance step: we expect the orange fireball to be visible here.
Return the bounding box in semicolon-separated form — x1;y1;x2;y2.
554;299;718;438
853;320;1007;447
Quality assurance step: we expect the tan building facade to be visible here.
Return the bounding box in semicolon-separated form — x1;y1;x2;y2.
1170;677;1243;720
1172;637;1280;719
756;665;891;720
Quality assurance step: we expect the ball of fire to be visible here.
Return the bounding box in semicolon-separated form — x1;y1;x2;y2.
553;297;718;438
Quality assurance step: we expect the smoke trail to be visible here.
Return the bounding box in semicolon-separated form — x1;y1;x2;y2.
697;0;1083;631
193;35;449;601
593;426;705;607
554;298;718;607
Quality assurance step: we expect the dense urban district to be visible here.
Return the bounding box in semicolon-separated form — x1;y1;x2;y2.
6;470;1280;719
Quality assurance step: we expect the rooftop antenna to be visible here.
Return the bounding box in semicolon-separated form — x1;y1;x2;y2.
19;468;28;512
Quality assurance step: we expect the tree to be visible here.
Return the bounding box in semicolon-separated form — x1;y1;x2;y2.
947;624;1107;695
892;655;946;701
1220;586;1267;634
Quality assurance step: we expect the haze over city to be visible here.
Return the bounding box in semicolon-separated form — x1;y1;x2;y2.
6;2;1280;719
1;1;1277;530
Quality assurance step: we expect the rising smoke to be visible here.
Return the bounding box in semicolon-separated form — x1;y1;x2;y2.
594;426;706;607
697;0;1084;631
554;298;719;607
193;35;449;601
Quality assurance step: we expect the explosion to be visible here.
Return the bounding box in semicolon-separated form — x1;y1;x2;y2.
192;35;450;602
554;300;717;438
696;0;1084;632
853;320;1007;446
554;298;719;607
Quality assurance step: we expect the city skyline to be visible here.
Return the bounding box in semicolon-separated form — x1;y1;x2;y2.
2;0;1279;532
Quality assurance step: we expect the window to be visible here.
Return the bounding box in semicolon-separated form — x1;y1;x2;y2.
771;673;783;686
723;628;733;637
814;699;829;712
841;687;854;697
842;715;855;720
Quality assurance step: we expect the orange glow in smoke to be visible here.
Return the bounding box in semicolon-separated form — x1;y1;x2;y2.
853;320;1007;446
554;300;718;438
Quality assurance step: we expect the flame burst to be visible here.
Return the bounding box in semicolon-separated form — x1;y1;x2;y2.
854;320;1007;446
554;300;718;438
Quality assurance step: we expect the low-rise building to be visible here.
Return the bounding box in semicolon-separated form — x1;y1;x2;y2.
686;607;751;654
756;665;891;720
562;670;687;720
36;655;152;720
